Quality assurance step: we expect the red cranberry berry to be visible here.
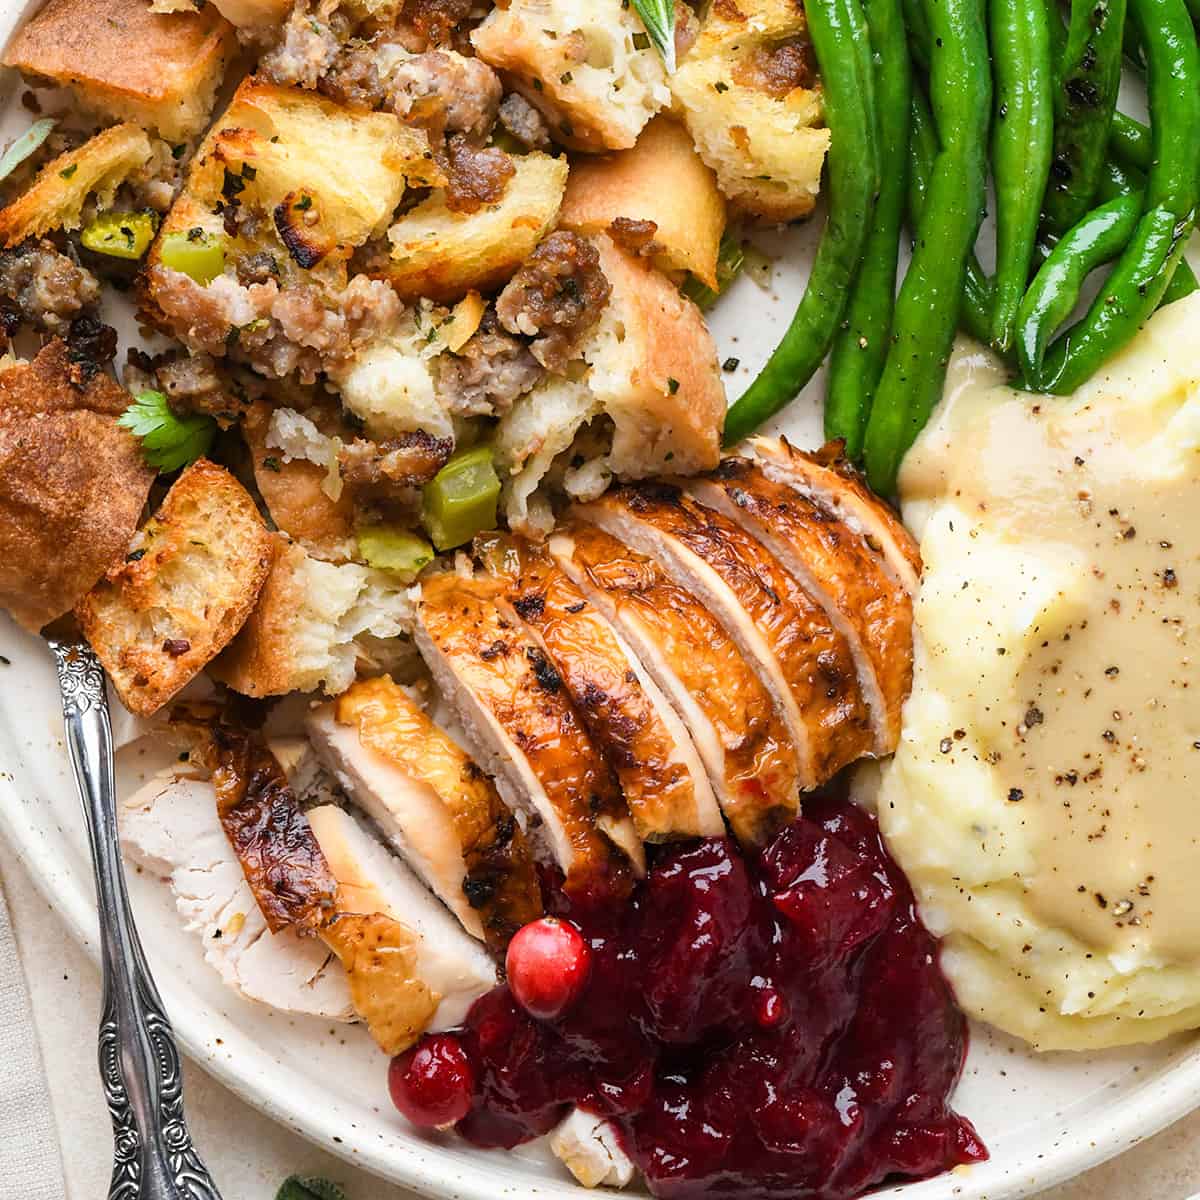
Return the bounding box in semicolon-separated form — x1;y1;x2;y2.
388;1034;475;1128
505;916;592;1020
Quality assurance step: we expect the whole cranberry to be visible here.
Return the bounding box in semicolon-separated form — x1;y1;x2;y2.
505;916;592;1020
388;1034;476;1128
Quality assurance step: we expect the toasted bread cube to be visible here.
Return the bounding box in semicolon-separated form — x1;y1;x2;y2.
191;78;438;250
383;152;567;302
471;0;670;152
76;460;274;716
213;535;418;697
0;340;154;632
179;0;290;35
583;232;725;478
493;235;726;534
243;400;356;563
558;116;726;287
671;0;829;222
0;124;152;248
4;0;234;141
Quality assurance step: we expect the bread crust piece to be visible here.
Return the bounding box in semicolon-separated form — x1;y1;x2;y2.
559;117;726;288
77;459;274;716
0;340;154;632
3;0;234;141
383;152;568;302
670;0;829;221
0;125;152;249
583;232;725;479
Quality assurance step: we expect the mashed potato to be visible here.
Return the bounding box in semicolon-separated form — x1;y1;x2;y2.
877;293;1200;1051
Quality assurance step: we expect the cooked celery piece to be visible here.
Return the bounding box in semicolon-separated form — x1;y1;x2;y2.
159;229;226;285
681;233;746;310
81;210;158;260
421;445;501;551
356;526;435;580
0;118;54;184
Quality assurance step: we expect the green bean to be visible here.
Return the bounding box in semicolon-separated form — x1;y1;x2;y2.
1042;0;1128;233
989;0;1055;354
907;87;993;343
722;0;879;446
1040;0;1200;392
1039;206;1193;392
902;0;933;66
825;0;912;458
862;0;991;494
1016;192;1143;385
1109;111;1153;171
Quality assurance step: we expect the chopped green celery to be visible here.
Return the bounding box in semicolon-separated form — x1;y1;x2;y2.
356;526;435;580
681;232;746;310
159;229;226;285
421;445;501;551
81;210;158;260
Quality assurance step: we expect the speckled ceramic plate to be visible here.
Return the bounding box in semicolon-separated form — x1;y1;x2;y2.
1;2;1199;1194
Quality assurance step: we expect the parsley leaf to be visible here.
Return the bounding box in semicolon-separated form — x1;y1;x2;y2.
275;1177;348;1200
629;0;676;71
117;389;216;473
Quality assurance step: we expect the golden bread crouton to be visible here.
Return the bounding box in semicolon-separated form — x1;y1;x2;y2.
4;0;234;141
558;116;726;287
213;535;417;698
671;0;829;222
471;0;670;152
179;0;290;35
183;78;439;252
0;341;154;632
584;232;725;478
383;152;568;302
0;124;152;249
77;459;273;716
242;400;356;562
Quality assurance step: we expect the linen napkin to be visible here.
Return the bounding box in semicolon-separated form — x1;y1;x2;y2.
0;871;69;1199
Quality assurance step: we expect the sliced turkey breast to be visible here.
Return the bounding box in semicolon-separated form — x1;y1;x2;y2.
307;806;498;1033
748;437;922;594
578;484;873;786
307;676;543;951
120;769;353;1019
415;571;638;894
206;724;491;1051
687;459;913;754
477;532;724;843
548;524;800;846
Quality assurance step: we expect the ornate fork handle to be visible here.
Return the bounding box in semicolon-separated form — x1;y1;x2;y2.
48;639;223;1200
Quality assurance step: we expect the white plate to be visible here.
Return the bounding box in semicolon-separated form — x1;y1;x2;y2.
1;3;1199;1196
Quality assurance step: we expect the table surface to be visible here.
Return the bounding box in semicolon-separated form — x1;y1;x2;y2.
4;838;1200;1200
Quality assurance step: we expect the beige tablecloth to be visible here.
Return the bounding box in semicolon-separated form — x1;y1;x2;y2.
0;868;67;1200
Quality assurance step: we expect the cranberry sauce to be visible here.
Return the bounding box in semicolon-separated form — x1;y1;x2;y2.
454;795;985;1197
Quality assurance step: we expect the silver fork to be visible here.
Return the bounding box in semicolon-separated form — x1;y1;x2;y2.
47;636;223;1200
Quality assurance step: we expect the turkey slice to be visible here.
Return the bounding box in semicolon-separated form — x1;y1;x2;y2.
120;769;353;1019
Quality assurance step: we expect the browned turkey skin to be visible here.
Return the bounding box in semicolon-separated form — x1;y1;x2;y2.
416;571;639;896
550;523;801;847
580;482;874;786
478;532;723;844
